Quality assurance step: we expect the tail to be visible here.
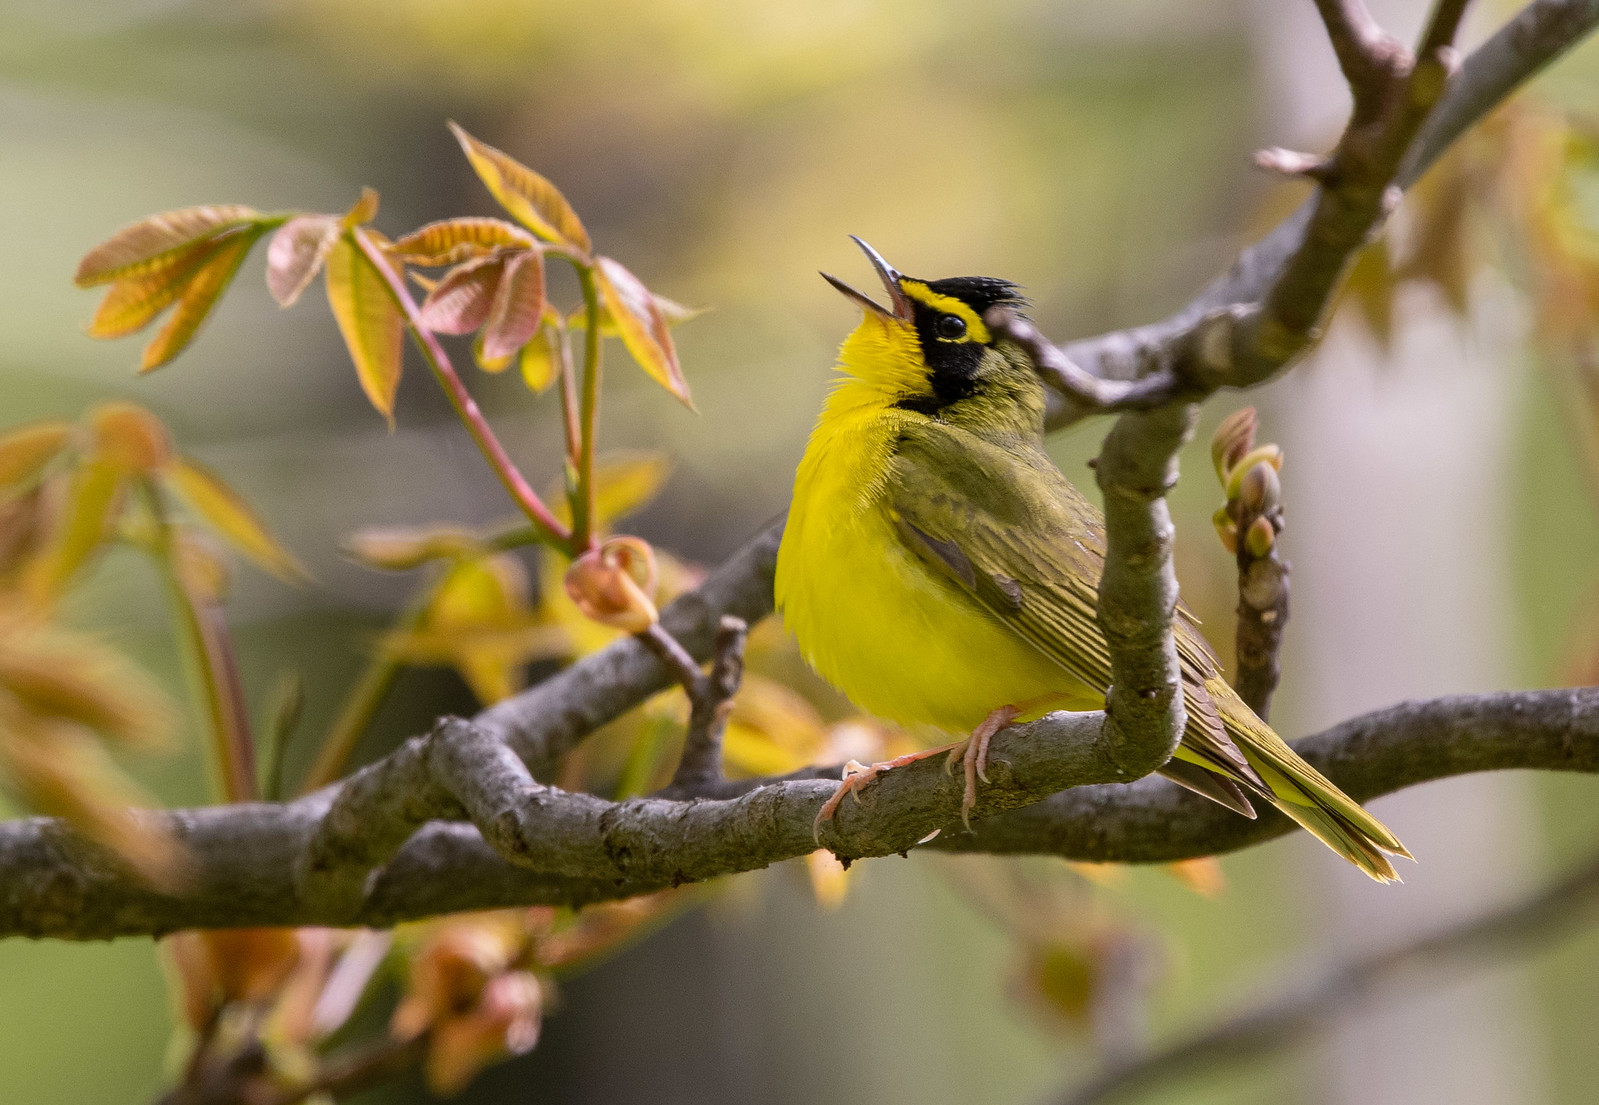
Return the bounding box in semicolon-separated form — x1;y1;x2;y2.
1170;677;1411;883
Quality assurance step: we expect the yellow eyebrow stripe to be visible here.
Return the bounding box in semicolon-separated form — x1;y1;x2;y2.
899;281;991;343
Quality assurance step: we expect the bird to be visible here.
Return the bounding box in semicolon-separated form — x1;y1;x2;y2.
774;237;1409;882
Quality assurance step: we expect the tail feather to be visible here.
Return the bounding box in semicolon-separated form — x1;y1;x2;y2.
1179;676;1410;882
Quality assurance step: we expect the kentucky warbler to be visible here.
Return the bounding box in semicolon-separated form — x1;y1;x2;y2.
775;237;1408;881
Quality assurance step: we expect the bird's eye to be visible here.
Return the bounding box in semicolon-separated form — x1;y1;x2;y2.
936;314;967;339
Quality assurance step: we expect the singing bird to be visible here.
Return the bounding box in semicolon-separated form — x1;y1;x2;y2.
775;238;1409;881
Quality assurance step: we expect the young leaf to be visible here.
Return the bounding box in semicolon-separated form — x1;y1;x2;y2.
343;524;480;571
473;331;513;374
417;255;504;335
164;455;307;583
594;256;692;407
75;204;260;287
548;451;673;529
267;215;339;308
566;291;701;335
22;459;124;604
448;122;591;254
341;186;381;229
326;232;406;424
0;421;71;491
140;227;265;372
519;323;562;393
87;237;226;339
389;217;536;266
90;401;172;474
481;250;546;363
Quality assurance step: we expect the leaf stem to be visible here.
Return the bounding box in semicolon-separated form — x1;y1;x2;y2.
557;325;581;469
572;265;604;553
140;480;257;803
298;623;409;795
351;228;572;551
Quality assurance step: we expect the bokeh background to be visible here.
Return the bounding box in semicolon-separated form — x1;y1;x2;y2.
3;1;1599;1103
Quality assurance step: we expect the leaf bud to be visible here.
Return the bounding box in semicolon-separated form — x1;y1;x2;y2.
1237;460;1281;516
1223;444;1283;500
563;535;659;632
1244;515;1276;558
1212;506;1238;555
1210;407;1257;483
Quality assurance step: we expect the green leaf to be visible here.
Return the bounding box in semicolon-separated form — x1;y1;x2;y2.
389;217;536;266
139;227;264;372
266;215;339;308
0;421;72;491
448;121;591;254
165;455;307;584
594;256;692;408
417;255;504;335
76;204;261;287
326;231;406;425
481;250;546;362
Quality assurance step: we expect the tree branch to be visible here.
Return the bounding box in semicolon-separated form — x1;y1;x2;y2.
3;688;1596;939
1038;0;1599;428
1057;844;1599;1105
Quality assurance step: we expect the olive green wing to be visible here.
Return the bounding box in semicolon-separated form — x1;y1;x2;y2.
887;423;1256;791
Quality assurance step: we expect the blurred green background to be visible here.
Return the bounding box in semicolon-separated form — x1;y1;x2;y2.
3;1;1599;1103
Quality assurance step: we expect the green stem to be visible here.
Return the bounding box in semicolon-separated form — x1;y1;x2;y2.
351;228;572;552
558;325;581;469
140;480;257;804
572;265;604;553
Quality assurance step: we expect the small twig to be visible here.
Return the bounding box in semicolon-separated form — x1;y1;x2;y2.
1234;528;1290;722
670;617;747;791
1313;0;1392;88
638;621;704;690
640;617;748;792
987;308;1189;412
261;1033;430;1105
1056;847;1599;1105
1418;0;1473;61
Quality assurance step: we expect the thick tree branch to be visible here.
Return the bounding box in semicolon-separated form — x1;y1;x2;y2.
1057;844;1599;1105
3;688;1597;939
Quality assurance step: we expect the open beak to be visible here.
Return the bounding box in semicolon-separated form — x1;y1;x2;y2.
820;236;913;321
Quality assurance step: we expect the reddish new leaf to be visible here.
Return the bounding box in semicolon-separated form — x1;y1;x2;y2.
594;256;692;407
140;227;264;372
418;255;504;336
389;218;536;267
266;215;339;308
76;204;260;287
448;122;590;254
481;250;546;363
326;232;405;424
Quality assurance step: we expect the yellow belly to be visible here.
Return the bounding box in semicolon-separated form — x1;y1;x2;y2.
776;494;1098;735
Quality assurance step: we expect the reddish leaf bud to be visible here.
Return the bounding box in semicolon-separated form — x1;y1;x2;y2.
563;536;659;632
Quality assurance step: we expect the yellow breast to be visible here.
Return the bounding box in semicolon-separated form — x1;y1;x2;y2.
775;378;1089;735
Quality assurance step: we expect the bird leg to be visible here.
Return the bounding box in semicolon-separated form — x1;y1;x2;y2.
811;704;1025;843
944;704;1021;828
